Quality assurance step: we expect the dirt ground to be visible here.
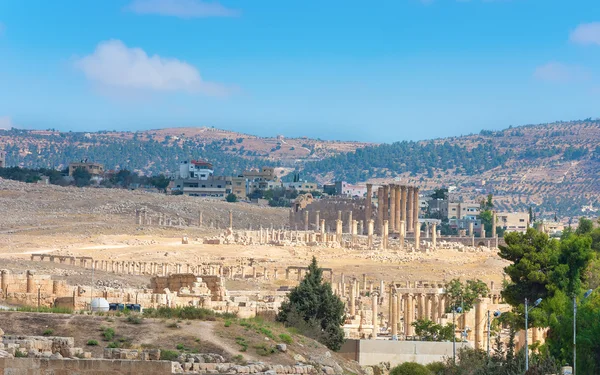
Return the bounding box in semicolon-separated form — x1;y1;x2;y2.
0;178;509;287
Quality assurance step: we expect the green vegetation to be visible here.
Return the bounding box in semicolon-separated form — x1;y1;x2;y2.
107;342;119;348
226;193;238;202
277;257;345;351
278;333;293;344
224;320;232;327
87;339;99;346
254;343;276;356
13;306;73;314
411;318;454;342
160;349;180;361
101;327;115;341
235;337;248;352
14;350;27;358
42;329;54;336
142;306;236;321
126;315;143;324
390;362;432;375
444;278;489;313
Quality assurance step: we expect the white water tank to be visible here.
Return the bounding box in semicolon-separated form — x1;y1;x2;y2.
91;298;110;312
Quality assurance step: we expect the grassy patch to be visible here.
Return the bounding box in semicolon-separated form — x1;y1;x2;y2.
107;342;119;348
279;333;293;344
101;327;115;341
224;320;232;327
143;306;237;321
14;306;73;314
14;350;27;358
254;343;276;356
235;337;248;352
87;339;99;346
42;329;54;336
126;315;143;324
160;349;180;361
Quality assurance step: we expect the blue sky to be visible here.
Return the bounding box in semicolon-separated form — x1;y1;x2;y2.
0;0;599;143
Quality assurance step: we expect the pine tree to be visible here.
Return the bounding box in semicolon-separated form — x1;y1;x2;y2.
276;257;346;351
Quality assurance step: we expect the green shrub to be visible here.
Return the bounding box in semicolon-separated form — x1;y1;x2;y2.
14;350;27;358
259;327;276;340
235;337;248;352
390;362;432;375
224;320;232;327
160;349;180;361
107;342;120;348
232;354;246;365
126;315;143;324
278;333;293;345
87;340;99;346
102;327;115;341
176;344;185;350
42;329;54;336
254;343;276;356
15;306;73;314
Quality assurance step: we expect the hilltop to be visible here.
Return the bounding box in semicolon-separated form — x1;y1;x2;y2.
1;120;599;216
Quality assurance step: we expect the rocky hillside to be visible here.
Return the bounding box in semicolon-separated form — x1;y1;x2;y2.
1;120;599;216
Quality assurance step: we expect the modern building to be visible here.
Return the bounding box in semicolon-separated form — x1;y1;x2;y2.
174;176;233;198
179;160;214;180
0;150;5;168
331;181;367;197
497;212;529;233
242;167;279;183
68;160;104;177
441;201;481;220
283;181;318;192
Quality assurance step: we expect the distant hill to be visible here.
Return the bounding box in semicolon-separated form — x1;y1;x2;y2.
1;120;599;217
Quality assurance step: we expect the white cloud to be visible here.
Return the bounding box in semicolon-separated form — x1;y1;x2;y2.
74;39;230;96
533;62;588;83
570;22;600;46
127;0;239;18
0;116;13;130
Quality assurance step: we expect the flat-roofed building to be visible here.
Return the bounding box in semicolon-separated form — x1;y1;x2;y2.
0;150;6;168
497;212;529;233
68;160;104;176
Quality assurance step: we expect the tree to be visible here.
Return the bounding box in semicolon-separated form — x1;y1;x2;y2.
72;167;92;187
226;193;238;203
390;362;432;375
150;175;171;192
445;279;489;313
412;318;455;342
576;217;594;235
276;257;345;351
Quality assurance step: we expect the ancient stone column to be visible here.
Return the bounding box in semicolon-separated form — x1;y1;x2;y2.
315;211;320;231
352;220;358;237
413;186;420;234
304;210;309;231
468;222;474;236
481;227;486;239
1;269;9;295
383;220;389;250
475;299;485;350
362;274;367;294
407;187;414;232
431;223;437;248
415;222;421;251
492;211;497;238
372;292;379;339
389;185;396;233
347;211;353;234
285;268;290;279
391;293;398;340
382;185;390;223
377;187;384;233
424;294;431;320
349;280;356;316
366;184;373;231
252;267;257;279
336;219;343;243
432;294;439;323
398;220;405;250
404;294;414;336
394;185;401;233
367;220;374;248
26;270;35;293
400;185;407;224
320;219;326;241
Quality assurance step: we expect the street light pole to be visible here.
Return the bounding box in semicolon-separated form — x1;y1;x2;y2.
487;310;491;358
573;295;576;375
525;298;529;371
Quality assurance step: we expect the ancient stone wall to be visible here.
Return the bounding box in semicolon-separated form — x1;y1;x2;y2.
0;358;176;375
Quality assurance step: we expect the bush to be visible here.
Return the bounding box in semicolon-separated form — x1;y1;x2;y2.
107;342;119;348
235;337;248;352
143;306;229;321
278;333;293;344
102;327;115;341
390;362;432;375
425;362;446;374
176;343;185;350
160;349;180;361
254;343;276;356
226;193;238;203
224;320;232;327
126;315;143;324
14;350;27;358
232;354;246;365
42;329;54;336
87;340;99;346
